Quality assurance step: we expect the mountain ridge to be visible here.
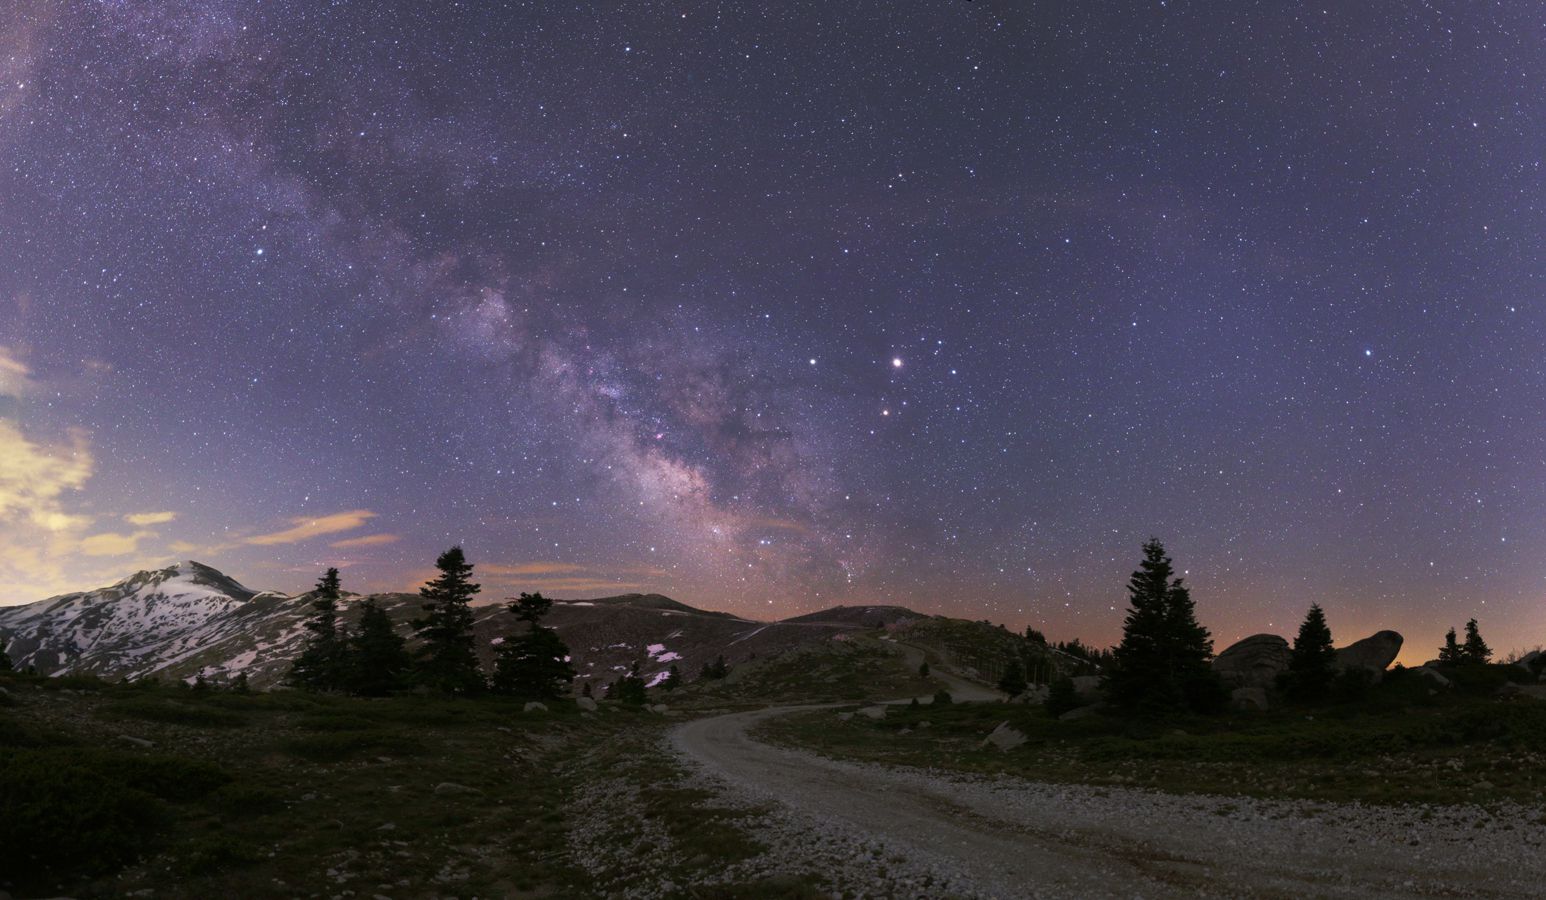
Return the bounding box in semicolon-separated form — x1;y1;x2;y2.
0;562;949;689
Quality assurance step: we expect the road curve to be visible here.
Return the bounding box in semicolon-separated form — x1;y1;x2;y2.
670;706;1546;898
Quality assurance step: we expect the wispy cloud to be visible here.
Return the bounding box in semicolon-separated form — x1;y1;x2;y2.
329;532;400;549
125;510;176;526
80;529;158;557
481;562;585;577
245;509;376;545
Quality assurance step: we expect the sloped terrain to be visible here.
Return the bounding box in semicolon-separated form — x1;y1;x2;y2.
2;564;1026;691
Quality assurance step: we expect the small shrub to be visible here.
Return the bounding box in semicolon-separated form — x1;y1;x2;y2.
280;731;425;762
932;689;953;705
0;748;166;889
172;833;264;875
110;698;246;728
210;782;287;818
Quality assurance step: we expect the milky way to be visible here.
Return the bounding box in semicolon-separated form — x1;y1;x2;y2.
3;2;1545;662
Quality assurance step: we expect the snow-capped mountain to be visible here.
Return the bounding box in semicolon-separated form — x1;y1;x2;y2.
0;561;315;685
0;562;937;688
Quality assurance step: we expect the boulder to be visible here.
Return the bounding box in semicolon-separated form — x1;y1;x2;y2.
1413;666;1450;687
1059;705;1099;721
523;701;547;713
433;782;481;796
1070;676;1102;698
1213;634;1291;689
1230;686;1269;711
117;734;155;749
857;705;887;720
981;721;1028;752
836;712;854;722
575;696;598;711
648;703;670;713
1334;631;1403;680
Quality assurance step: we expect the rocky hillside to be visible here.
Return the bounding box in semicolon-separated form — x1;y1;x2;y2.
0;563;1032;690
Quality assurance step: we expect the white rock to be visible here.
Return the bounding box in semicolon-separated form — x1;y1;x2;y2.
981;721;1028;751
575;696;598;711
857;705;888;720
523;701;547;712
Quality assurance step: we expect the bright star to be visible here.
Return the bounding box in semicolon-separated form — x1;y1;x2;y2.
892;357;902;368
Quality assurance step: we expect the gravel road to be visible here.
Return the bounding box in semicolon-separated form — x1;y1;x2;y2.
670;706;1546;898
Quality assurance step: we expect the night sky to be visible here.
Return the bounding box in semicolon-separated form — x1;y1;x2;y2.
3;2;1544;662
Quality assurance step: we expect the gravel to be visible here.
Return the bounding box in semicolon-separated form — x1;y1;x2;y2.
669;706;1546;898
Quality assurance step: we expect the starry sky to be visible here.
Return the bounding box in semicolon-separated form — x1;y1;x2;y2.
2;1;1544;662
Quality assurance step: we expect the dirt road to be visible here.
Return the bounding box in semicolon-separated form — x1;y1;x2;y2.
670;706;1546;898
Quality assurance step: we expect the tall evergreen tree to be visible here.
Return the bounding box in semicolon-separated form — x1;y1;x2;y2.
411;547;485;695
698;655;729;680
660;664;682;691
1461;618;1492;664
1437;627;1462;665
491;592;577;700
0;634;13;672
1284;603;1337;701
614;661;648;706
997;658;1028;698
288;568;348;691
1102;539;1221;714
348;597;413;696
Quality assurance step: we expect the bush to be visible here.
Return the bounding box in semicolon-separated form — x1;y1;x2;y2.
281;731;425;762
1445;664;1511;695
932;689;953;705
0;748;166;889
110;698;246;728
1045;677;1080;718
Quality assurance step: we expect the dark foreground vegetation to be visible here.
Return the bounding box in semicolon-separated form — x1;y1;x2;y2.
0;671;822;899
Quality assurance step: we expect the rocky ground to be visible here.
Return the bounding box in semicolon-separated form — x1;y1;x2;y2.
672;706;1546;898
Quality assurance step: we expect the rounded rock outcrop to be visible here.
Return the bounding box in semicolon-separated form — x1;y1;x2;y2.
1334;630;1403;679
1212;634;1291;689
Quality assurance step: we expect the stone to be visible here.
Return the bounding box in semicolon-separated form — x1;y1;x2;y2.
981;721;1028;751
575;696;598;711
857;705;887;720
523;701;547;712
117;734;154;749
1334;631;1404;680
1230;686;1269;711
1413;666;1451;687
649;703;669;713
1059;705;1098;721
1213;634;1291;689
836;712;854;722
1070;675;1102;698
433;782;481;796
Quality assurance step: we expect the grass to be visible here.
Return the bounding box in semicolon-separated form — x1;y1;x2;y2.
0;670;841;898
759;668;1546;807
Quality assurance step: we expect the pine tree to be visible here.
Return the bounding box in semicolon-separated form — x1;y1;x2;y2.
661;664;682;691
698;655;729;680
288;567;348;691
1437;627;1462;665
0;634;13;672
1462;618;1492;664
231;671;250;694
1046;676;1079;718
918;661;930;678
581;681;593;698
615;662;648;706
491;593;577;700
411;547;485;695
997;658;1028;698
1102;539;1221;714
1284;603;1337;701
348;597;412;696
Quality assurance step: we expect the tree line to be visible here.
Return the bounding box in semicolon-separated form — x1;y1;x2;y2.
286;547;578;700
1011;539;1504;717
